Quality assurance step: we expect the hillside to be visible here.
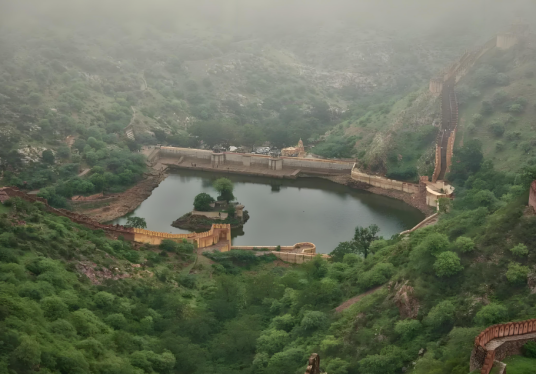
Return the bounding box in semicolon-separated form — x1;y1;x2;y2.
1;137;536;374
455;46;536;172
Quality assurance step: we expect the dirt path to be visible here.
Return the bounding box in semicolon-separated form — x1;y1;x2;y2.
81;170;166;222
335;286;383;313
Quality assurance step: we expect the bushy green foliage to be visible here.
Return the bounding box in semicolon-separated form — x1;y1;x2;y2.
424;301;456;329
510;243;528;256
193;193;215;211
213;178;234;202
394;319;422;340
455;236;475;252
522;341;536;358
124;216;147;229
474;303;508;326
506;262;529;284
433;251;463;277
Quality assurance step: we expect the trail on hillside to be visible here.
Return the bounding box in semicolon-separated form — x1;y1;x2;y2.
335;286;383;313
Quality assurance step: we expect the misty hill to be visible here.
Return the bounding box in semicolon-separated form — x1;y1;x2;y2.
1;0;534;165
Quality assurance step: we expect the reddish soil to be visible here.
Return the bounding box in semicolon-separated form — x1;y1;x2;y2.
335;286;383;313
81;170;166;222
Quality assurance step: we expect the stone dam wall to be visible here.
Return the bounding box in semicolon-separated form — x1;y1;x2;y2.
351;168;420;194
158;146;354;172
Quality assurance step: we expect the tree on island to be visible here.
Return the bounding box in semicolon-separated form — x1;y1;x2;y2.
125;216;147;229
194;193;215;211
213;178;235;202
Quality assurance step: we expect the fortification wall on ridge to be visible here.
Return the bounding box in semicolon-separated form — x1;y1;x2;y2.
529;181;536;211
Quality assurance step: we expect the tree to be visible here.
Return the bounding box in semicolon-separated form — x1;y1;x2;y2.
42;149;55;164
256;329;290;355
433;251;463;277
57;145;71;159
449;139;483;182
353;224;381;259
125;216;147;229
193;193;215;211
330;241;359;262
213;178;234;202
506;262;529;284
455;236;475;253
510;243;528;257
394;319;422;341
424;300;455;329
10;335;41;371
474;303;508;326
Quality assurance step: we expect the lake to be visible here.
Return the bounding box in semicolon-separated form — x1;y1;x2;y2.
112;170;424;254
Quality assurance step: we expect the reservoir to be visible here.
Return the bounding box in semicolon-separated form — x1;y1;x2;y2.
113;170;424;254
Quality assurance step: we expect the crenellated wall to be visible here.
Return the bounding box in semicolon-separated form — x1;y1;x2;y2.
471;319;536;374
0;187;231;250
231;242;326;264
132;224;231;249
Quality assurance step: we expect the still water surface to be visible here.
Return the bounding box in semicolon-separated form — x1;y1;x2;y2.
113;170;424;253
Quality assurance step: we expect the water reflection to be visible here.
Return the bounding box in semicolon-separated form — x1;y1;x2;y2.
112;170;424;254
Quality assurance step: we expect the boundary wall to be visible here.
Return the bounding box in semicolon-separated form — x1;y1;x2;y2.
399;213;438;236
0;187;231;250
231;242;327;264
1;187;325;263
159;146;354;172
529;180;536;212
351;167;420;194
471;319;536;374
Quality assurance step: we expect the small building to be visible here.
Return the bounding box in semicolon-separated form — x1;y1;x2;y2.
282;138;306;157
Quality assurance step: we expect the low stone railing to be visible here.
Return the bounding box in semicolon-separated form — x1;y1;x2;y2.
471;319;536;374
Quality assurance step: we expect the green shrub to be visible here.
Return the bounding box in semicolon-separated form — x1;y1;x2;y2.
472;113;483;124
510;243;528;256
474;303;508;326
489;121;505;137
424;300;455;328
506;262;529;284
394;319;422;340
455;236;475;252
522;341;536;358
193;193;215;211
434;251;463;277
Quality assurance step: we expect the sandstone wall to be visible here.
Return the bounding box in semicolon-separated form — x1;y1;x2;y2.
158;146;353;171
529;181;536;212
351;169;420;194
0;187;232;250
160;147;212;160
133;224;231;249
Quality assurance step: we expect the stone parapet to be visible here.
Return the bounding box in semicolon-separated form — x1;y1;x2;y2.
471;319;536;374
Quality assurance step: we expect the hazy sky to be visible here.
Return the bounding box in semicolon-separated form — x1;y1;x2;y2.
2;0;534;38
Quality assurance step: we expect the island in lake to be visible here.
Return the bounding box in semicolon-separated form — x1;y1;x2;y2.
172;177;250;231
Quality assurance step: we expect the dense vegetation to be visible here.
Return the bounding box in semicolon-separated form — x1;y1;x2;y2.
2;139;536;373
2;2;536;374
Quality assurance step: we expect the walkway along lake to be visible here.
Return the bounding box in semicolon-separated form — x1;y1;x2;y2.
112;170;424;254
